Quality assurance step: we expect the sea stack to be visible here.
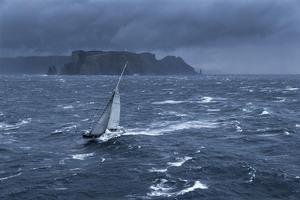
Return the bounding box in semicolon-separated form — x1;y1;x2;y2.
47;66;58;75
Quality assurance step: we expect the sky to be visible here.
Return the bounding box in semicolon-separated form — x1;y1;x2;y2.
0;0;300;74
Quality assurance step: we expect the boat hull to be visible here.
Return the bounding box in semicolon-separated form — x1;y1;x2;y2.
82;128;124;139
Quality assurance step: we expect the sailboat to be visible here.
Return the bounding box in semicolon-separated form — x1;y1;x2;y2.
82;62;127;139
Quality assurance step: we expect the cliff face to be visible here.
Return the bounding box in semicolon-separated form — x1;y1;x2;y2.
60;50;196;75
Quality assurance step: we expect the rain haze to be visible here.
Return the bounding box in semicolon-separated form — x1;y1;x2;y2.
0;0;300;74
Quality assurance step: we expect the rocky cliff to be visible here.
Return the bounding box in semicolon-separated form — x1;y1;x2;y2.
60;50;196;75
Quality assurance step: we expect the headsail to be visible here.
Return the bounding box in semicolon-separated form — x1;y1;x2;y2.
91;95;113;135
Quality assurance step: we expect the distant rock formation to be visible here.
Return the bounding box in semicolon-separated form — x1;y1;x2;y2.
60;50;197;75
0;56;70;74
47;66;58;75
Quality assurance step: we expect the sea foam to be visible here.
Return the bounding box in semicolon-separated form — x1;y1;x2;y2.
71;153;95;160
124;120;218;136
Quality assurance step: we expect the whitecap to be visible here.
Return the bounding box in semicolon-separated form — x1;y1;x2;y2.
54;187;68;190
58;79;66;83
168;156;192;167
285;86;299;91
124;120;218;136
257;133;280;137
152;100;187;105
158;111;187;117
63;105;74;109
247;166;256;183
284;131;291;135
177;181;208;195
70;168;82;171
207;109;220;112
296;124;300;128
0;118;31;131
148;168;168;173
147;179;207;198
274;97;286;103
147;179;173;197
233;120;243;133
0;172;22;181
71;153;95;160
199;96;213;103
81;118;89;122
52;124;77;134
259;110;270;115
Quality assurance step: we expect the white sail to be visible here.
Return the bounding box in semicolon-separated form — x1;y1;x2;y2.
84;62;127;138
107;62;127;130
91;96;113;134
107;89;120;129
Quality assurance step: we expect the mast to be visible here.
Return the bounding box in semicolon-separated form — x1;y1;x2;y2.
115;62;128;90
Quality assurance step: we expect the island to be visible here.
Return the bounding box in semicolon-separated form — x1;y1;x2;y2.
0;51;199;75
60;50;197;75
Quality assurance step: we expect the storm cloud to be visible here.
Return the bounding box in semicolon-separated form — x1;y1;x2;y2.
1;0;300;73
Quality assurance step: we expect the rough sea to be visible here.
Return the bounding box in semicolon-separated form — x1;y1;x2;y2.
0;75;299;200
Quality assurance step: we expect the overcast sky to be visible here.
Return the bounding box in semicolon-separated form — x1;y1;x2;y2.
0;0;299;73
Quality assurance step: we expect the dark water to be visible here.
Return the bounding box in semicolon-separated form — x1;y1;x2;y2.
0;75;299;200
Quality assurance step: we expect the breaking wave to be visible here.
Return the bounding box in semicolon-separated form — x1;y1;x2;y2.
147;179;208;198
168;156;192;167
71;153;95;160
124;120;218;136
152;100;187;105
0;118;31;131
0;172;22;181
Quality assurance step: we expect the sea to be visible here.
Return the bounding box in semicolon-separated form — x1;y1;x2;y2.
0;75;299;200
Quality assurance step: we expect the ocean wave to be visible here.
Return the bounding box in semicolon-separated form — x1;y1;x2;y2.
0;118;31;131
158;111;187;117
177;181;208;195
124;120;218;136
285;86;299;91
148;167;168;173
63;105;74;109
58;78;66;83
168;156;192;167
152;100;187;105
0;172;22;181
147;179;174;197
71;153;95;160
274;97;286;103
247;166;256;183
147;179;207;198
207;109;220;112
233;120;243;133
152;96;223;105
199;96;213;103
259;109;270;116
52;124;77;134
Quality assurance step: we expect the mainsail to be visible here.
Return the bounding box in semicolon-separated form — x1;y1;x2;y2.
89;62;127;135
107;88;120;129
